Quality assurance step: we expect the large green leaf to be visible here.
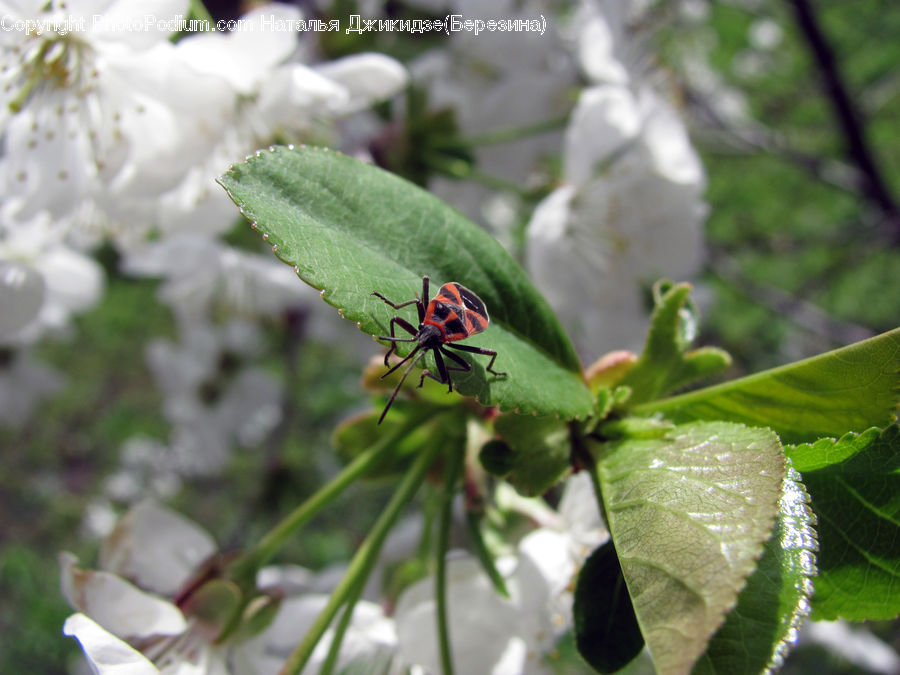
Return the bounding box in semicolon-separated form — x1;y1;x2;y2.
692;461;816;674
787;424;900;620
636;328;900;444
217;145;592;419
594;422;785;675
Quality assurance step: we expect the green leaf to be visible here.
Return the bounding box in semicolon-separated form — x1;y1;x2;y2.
573;540;645;673
622;282;731;405
491;413;571;496
637;328;900;444
594;422;785;675
692;461;817;674
787;424;900;620
217;145;592;419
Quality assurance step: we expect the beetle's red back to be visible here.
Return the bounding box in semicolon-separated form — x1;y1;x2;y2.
424;282;489;343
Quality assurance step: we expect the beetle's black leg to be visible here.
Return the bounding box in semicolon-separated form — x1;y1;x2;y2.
419;276;430;324
440;346;471;373
371;292;420;311
418;347;454;393
376;316;418;366
446;343;506;376
372;275;430;325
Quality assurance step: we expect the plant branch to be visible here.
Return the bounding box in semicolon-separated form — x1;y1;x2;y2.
788;0;900;243
232;407;437;585
278;428;444;675
436;447;464;675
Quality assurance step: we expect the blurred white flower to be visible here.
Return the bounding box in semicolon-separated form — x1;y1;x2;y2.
748;17;783;51
122;234;306;319
138;3;408;242
0;215;104;345
136;317;282;478
396;473;606;673
526;1;707;357
62;500;397;674
800;620;900;675
408;0;577;234
236;591;398;675
1;1;406;250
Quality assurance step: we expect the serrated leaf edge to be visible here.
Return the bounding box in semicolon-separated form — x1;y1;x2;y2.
217;144;589;419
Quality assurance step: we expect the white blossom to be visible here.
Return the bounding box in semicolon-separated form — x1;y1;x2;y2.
62;500;398;674
0;0;219;236
526;0;707;357
396;473;606;673
407;0;577;236
0;214;104;345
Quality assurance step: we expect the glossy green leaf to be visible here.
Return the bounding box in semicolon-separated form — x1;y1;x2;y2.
217;145;592;419
692;462;817;674
637;328;900;444
492;413;571;496
594;422;785;675
573;540;644;673
787;424;900;620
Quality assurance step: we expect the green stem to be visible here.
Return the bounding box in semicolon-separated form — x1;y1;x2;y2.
318;571;367;675
187;0;214;23
278;432;444;675
435;448;464;675
465;511;509;598
235;409;434;584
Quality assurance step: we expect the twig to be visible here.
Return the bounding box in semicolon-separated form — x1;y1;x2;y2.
788;0;900;244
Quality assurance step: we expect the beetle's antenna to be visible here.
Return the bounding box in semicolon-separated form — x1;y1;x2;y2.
381;344;423;379
379;348;429;425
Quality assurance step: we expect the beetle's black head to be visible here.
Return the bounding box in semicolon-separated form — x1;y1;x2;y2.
417;323;443;348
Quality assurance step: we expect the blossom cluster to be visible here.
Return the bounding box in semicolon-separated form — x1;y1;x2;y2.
62;475;606;673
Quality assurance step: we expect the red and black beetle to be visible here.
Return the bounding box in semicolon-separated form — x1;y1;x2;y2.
372;275;506;424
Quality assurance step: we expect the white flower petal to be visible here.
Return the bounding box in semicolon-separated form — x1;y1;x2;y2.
636;87;705;186
314;53;408;113
35;246;105;317
565;85;641;185
557;473;607;550
63;613;160;675
99;500;217;596
60;553;187;639
517;530;575;603
578;13;629;85
174;4;302;93
395;558;521;673
257;63;349;129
